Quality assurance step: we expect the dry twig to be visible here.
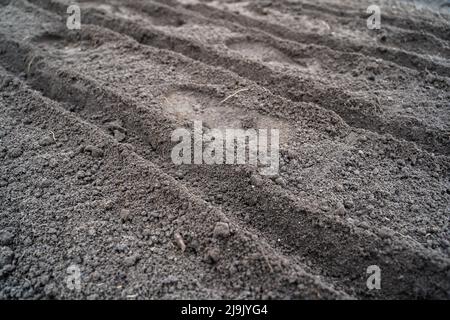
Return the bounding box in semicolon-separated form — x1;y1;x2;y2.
219;88;249;105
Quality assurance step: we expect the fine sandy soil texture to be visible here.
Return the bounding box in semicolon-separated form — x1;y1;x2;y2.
0;0;449;299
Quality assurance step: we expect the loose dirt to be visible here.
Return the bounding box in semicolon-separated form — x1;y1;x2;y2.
0;0;449;299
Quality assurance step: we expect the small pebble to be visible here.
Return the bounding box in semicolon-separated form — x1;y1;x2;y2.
120;209;132;223
0;231;14;246
343;199;354;209
84;145;104;158
0;247;14;268
274;177;286;187
205;247;221;264
124;254;139;267
213;222;230;238
250;174;263;187
174;233;186;252
114;130;126;142
334;204;346;216
115;243;128;253
7;147;22;159
39;136;54;147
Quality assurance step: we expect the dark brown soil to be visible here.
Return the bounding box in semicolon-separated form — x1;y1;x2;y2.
0;0;449;299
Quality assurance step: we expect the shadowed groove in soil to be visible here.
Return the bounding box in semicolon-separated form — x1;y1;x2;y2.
226;40;321;73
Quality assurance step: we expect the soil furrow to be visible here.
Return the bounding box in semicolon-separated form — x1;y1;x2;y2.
1;21;449;298
23;0;450;156
0;69;349;299
0;0;448;300
262;0;450;58
163;0;450;78
279;0;450;42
